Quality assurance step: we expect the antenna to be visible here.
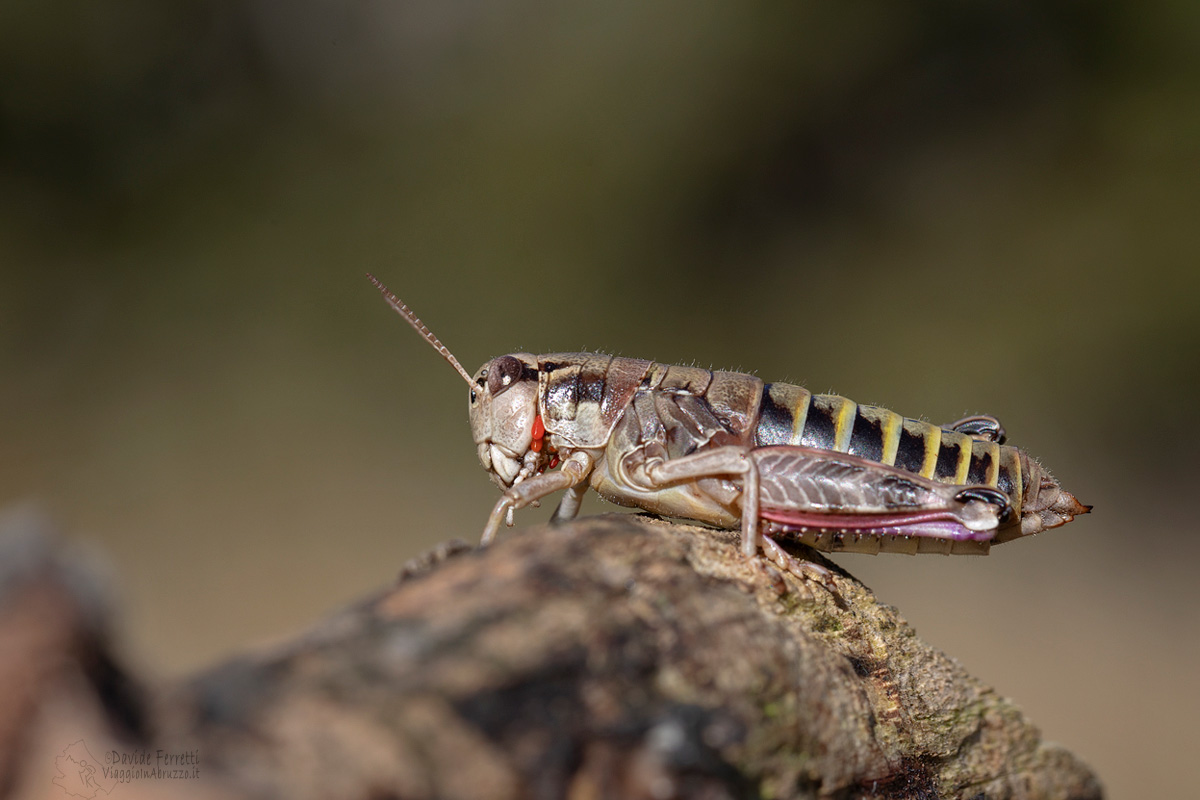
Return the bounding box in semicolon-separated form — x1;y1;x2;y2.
366;273;474;385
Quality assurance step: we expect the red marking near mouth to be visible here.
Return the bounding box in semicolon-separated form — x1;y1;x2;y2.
531;414;545;453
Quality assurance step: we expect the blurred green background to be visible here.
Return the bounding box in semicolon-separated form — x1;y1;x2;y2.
1;2;1196;796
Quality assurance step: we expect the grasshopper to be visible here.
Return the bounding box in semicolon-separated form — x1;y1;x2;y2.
369;275;1088;581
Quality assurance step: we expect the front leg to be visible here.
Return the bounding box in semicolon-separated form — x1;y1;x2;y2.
551;483;589;524
481;450;594;545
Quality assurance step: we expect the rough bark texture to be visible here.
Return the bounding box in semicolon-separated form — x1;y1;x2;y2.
2;511;1102;800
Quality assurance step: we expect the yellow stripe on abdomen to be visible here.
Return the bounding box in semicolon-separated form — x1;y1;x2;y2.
802;394;857;452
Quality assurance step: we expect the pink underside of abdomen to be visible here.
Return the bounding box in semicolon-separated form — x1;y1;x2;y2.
759;507;993;542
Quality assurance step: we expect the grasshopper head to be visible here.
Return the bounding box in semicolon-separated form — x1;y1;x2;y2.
469;354;542;488
367;275;547;490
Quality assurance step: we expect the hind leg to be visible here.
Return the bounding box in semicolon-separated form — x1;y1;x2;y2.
760;534;838;595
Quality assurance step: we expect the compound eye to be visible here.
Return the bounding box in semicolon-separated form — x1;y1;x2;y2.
487;356;525;396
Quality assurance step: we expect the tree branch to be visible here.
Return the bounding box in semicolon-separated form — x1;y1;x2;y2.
163;515;1101;799
1;511;1102;799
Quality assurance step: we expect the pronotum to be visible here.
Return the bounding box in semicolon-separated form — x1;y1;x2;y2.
369;274;1089;582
